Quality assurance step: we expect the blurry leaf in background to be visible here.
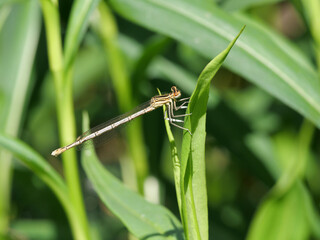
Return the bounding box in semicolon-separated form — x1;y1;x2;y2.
246;133;280;180
247;182;311;240
247;125;320;239
219;0;283;11
221;87;280;182
63;0;100;71
0;0;40;135
206;101;274;184
11;220;57;239
0;0;41;237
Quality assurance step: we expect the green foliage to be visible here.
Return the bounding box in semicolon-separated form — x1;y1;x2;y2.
1;0;320;240
220;0;282;11
0;0;40;237
179;28;244;239
81;112;184;239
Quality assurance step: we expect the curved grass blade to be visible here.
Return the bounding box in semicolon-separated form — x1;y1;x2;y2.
81;112;184;240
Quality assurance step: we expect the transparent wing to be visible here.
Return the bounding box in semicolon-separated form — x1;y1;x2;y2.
76;100;152;151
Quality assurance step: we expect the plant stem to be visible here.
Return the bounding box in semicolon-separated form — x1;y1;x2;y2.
40;1;90;239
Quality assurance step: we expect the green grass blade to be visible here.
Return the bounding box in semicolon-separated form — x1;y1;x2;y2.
179;27;244;240
40;0;91;238
270;121;315;197
81;112;184;239
0;0;40;135
0;0;40;235
39;0;63;76
109;0;320;130
301;182;320;238
64;0;100;70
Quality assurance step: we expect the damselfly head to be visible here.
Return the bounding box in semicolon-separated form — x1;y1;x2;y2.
171;86;181;98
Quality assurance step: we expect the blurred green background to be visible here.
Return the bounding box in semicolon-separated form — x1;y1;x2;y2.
1;0;320;239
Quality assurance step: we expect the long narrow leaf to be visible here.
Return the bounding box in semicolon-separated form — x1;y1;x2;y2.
179;27;245;240
0;0;40;235
42;0;96;238
64;0;100;70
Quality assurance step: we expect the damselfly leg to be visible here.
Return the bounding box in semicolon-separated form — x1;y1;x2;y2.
174;97;190;110
164;99;192;135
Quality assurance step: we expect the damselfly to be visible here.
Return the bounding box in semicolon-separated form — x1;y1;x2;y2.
51;86;191;157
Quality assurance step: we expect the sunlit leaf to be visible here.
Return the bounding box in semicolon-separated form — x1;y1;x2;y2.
177;27;244;240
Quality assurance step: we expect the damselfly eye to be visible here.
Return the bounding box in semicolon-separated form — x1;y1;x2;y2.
171;86;180;95
171;86;181;98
